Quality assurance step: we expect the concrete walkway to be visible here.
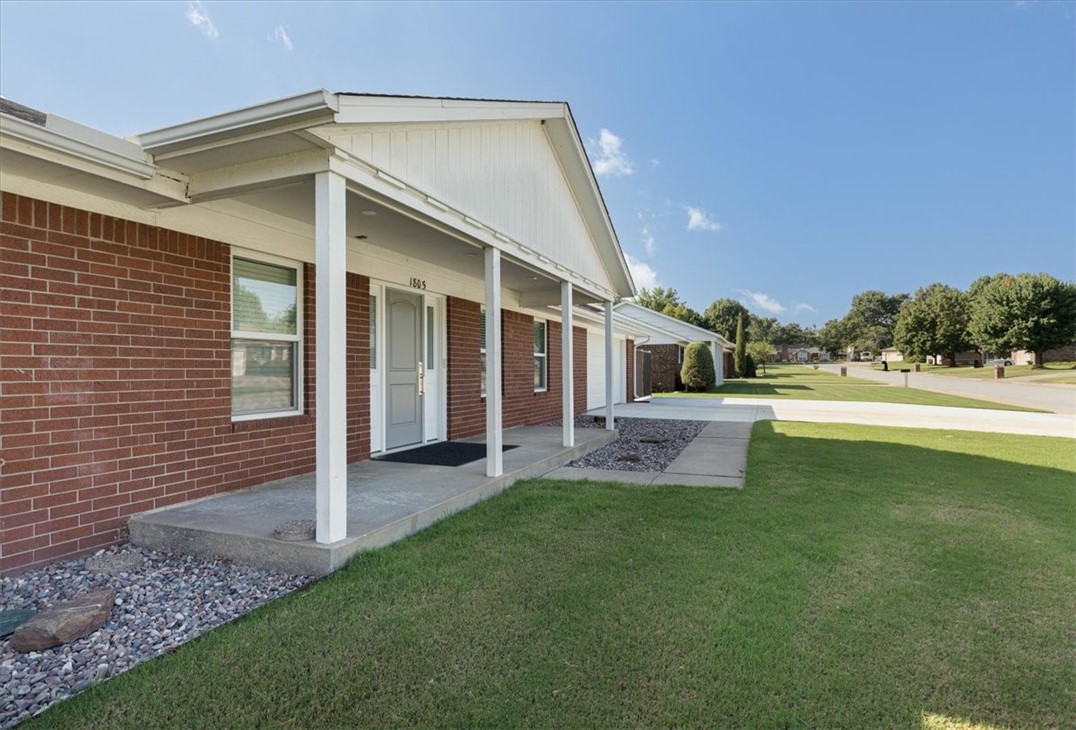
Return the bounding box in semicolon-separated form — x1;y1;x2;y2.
130;426;617;575
546;386;1073;490
605;397;1075;438
546;421;751;488
821;362;1076;416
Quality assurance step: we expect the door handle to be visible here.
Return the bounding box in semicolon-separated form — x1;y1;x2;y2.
418;361;425;397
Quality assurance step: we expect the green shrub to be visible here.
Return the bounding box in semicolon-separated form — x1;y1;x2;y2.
681;341;716;391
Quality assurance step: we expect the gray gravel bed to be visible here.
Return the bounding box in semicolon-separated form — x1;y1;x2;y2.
1;545;314;728
567;416;707;472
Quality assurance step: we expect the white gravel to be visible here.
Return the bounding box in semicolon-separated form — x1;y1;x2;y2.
1;545;314;728
567;416;707;472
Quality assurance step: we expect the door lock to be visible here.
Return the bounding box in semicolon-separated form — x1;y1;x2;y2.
418;361;425;396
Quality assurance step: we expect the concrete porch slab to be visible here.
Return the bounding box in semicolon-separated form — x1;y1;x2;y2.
129;426;616;576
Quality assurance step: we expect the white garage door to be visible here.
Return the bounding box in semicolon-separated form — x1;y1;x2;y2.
586;331;627;410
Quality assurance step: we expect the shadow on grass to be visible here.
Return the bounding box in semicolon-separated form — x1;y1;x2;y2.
22;422;1075;729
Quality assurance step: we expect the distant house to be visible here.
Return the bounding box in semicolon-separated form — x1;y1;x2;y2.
613;302;733;393
778;344;830;362
880;348;903;363
1010;344;1076;366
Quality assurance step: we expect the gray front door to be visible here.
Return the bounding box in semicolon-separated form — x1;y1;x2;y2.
385;289;423;450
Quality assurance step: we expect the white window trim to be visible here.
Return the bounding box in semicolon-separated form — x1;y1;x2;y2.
534;318;548;393
231;249;304;422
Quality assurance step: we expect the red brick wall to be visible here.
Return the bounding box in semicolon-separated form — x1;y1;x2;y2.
639;344;681;393
446;297;587;440
0;193;370;574
625;339;635;403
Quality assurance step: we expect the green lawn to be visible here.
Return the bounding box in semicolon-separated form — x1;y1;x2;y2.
29;424;1075;729
660;363;1038;411
873;361;1076;380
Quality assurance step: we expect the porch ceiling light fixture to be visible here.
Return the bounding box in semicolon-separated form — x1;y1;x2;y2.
354;234;368;240
360;210;377;216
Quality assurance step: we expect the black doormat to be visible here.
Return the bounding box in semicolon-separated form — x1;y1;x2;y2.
373;441;519;467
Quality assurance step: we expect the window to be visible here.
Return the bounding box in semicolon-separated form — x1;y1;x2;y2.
533;319;547;391
231;255;301;419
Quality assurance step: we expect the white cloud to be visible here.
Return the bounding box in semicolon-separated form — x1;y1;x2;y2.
650;159;661;168
590;128;634;177
738;289;786;314
625;253;659;291
268;25;293;50
686;206;721;232
186;1;219;39
792;302;818;314
641;226;657;256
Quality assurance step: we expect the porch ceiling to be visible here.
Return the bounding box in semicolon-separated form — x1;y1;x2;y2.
232;180;603;305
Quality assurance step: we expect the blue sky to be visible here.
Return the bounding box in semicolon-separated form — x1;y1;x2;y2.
1;1;1072;326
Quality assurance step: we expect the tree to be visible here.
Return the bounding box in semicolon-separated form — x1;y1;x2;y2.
843;289;909;353
746;341;774;375
680;341;716;391
773;322;817;346
893;284;970;366
968;273;1076;367
635;286;705;328
704;298;750;341
733;313;748;378
748;315;780;344
636;286;686;313
817;318;848;357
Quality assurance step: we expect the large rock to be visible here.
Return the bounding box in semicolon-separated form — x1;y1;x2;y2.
10;588;115;653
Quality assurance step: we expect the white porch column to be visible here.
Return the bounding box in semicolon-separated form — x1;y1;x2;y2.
604;301;615;430
561;282;574;447
315;171;347;544
484;248;503;477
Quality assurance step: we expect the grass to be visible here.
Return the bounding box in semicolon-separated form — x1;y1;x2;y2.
28;423;1076;729
659;363;1038;411
874;361;1076;380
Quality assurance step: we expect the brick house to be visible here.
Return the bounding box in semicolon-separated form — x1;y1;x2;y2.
0;92;638;574
612;301;732;394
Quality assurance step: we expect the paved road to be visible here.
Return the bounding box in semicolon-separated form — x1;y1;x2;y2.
598;396;1075;439
819;362;1076;416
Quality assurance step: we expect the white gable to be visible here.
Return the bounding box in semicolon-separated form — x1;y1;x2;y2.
323;120;612;294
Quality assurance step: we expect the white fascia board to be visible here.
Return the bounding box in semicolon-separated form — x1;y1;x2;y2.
133;90;338;155
2;112;158;180
614;301;726;344
334;95;566;125
544;109;635;299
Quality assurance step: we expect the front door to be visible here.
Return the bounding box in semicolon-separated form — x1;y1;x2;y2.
385;288;423;450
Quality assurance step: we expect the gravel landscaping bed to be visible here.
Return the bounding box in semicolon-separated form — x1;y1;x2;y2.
567;416;707;472
1;545;314;728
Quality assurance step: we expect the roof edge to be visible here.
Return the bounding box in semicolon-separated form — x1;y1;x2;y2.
132;89;338;152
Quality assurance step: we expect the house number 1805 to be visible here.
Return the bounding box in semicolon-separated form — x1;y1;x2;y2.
409;277;427;290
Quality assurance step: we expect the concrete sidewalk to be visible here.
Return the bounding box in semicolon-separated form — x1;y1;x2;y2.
545;421;751;488
822;362;1076;416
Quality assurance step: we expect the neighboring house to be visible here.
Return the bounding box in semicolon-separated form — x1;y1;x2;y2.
778;344;829;363
612;302;733;393
925;351;983;366
1010;345;1076;366
0;92;638;573
880;348;903;363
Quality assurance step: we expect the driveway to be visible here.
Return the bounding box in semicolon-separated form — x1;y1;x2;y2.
602;397;1075;439
820;362;1076;416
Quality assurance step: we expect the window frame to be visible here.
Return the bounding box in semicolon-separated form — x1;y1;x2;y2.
230;250;304;422
533;318;548;393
